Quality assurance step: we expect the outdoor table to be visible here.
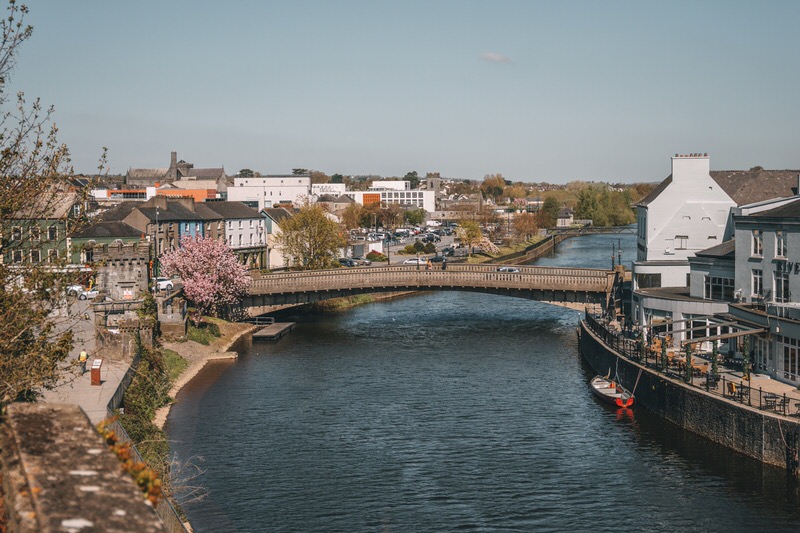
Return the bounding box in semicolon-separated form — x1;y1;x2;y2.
763;393;778;410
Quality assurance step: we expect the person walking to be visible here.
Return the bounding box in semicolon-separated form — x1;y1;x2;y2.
442;258;447;270
78;349;88;375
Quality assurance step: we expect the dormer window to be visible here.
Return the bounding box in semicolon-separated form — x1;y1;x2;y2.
752;230;763;256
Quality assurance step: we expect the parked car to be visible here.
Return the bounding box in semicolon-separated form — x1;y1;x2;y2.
352;256;372;266
403;258;426;265
78;288;100;300
338;258;358;267
429;255;446;263
496;266;520;273
155;277;174;291
66;284;84;296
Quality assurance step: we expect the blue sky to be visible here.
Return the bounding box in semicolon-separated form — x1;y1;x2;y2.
10;1;800;182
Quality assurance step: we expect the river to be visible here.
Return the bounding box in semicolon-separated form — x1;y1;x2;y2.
166;232;800;532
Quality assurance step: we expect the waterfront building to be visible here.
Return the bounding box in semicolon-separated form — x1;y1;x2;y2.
261;207;293;270
632;154;799;293
199;201;266;269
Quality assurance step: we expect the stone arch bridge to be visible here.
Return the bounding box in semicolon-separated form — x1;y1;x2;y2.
244;264;622;316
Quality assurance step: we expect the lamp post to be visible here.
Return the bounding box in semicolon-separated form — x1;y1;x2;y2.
384;237;391;265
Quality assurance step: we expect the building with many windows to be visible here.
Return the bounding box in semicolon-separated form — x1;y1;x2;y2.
227;174;312;211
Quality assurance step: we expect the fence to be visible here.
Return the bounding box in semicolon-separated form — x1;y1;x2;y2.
105;358;189;533
584;311;800;418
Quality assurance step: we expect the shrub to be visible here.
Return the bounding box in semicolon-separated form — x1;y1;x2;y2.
366;251;386;261
403;244;417;255
423;243;437;254
187;321;221;345
413;241;425;252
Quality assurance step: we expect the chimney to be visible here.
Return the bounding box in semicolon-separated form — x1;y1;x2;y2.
170;151;177;166
671;152;710;183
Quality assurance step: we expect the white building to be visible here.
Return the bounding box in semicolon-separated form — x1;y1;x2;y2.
311;183;346;196
346;188;435;213
228;174;312;211
370;180;410;191
633;154;800;293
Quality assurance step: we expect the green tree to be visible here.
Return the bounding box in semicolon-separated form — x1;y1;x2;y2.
540;196;560;228
513;212;538;241
341;203;362;230
480;174;505;202
457;219;482;256
331;173;344;184
275;202;346;269
292;168;309;175
237;168;254;178
404;171;420;189
0;1;92;405
404;208;425;226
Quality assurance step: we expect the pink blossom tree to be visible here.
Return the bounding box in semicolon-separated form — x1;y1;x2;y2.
159;235;250;323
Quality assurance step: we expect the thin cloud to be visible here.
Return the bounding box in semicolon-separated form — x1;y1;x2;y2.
479;52;512;64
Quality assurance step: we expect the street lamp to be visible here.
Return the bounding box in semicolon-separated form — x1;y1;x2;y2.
384;237;391;265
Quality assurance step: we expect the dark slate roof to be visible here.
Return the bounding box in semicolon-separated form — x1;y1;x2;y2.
98;202;142;222
262;207;293;224
194;203;223;221
72;221;143;239
710;169;800;205
636;176;672;206
185;168;226;179
201;201;261;219
137;203;204;222
127;168;168;179
317;194;338;202
335;195;355;203
748;197;800;219
694;239;735;259
557;207;573;217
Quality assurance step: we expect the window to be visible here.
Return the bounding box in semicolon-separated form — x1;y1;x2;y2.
48;249;58;262
30;226;40;241
752;269;763;297
776;231;787;257
779;336;800;382
636;273;661;289
704;276;734;300
238;220;243;229
48;226;57;241
775;271;790;302
83;248;93;263
30;249;40;263
675;235;688;250
752;229;763;256
12;250;22;263
11;226;20;242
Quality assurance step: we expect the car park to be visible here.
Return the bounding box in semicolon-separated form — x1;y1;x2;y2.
338;258;358;267
496;267;520;273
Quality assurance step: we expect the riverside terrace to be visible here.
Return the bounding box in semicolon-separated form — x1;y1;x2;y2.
584;313;800;418
243;264;622;314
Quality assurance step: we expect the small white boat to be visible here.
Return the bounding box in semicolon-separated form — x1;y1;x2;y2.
590;375;634;408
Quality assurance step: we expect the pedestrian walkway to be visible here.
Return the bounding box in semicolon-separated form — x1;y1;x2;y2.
40;299;131;425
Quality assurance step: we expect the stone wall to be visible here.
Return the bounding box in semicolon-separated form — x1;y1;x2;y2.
579;320;800;472
95;317;154;360
94;241;150;301
0;403;163;532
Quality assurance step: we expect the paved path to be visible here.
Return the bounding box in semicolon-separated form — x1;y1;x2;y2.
40;299;130;425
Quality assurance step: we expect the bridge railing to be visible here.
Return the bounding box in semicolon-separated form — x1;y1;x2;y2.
249;265;615;295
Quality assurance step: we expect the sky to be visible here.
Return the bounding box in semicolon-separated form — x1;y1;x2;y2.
9;0;800;182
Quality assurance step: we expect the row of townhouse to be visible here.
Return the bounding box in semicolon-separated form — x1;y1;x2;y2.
631;153;800;385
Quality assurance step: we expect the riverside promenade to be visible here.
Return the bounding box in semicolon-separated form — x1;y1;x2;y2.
580;312;800;473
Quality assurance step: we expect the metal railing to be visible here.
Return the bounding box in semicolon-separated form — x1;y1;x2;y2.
584;312;800;418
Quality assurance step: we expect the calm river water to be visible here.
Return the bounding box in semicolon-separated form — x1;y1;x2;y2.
167;232;800;532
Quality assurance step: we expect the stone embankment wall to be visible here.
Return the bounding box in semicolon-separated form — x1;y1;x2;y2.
579;320;800;471
0;403;163;532
497;235;564;265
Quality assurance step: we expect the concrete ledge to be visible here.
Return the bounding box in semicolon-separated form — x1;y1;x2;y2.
1;403;163;532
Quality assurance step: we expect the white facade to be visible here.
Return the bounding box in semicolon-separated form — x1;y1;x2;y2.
311;183;346;196
228;175;311;210
346;189;435;212
225;216;266;250
633;154;736;289
370;180;410;191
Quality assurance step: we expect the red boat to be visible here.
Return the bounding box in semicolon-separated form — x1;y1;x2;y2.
590;375;634;408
